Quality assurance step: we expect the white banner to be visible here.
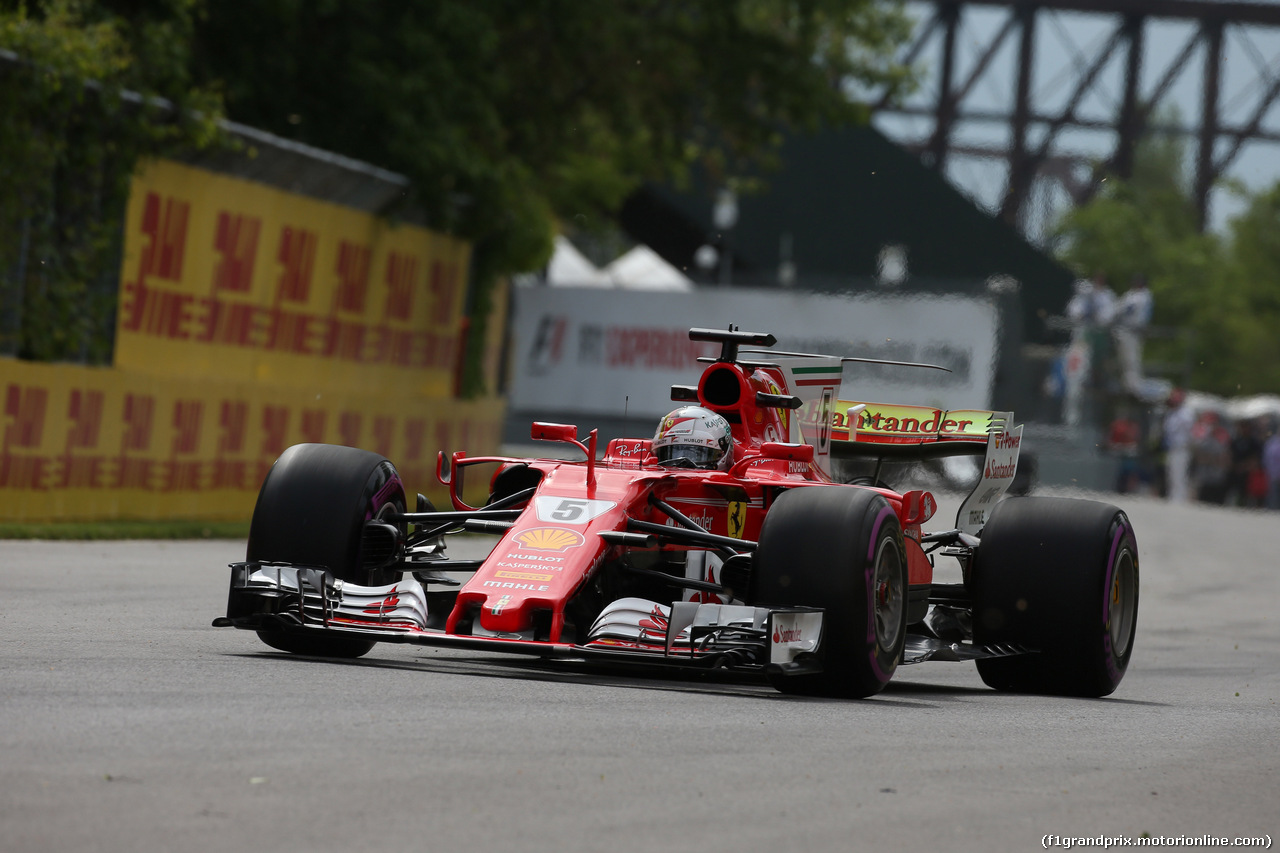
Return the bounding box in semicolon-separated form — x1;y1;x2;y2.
510;286;1000;420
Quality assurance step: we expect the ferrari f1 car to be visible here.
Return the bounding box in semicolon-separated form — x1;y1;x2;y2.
215;326;1139;698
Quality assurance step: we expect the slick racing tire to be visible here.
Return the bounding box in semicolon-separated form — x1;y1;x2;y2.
247;443;407;659
972;497;1139;697
752;487;908;699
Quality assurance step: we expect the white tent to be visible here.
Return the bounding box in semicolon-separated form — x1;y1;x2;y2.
543;236;693;291
546;235;611;287
601;245;693;291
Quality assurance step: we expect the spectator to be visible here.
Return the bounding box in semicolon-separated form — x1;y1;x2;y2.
1191;411;1231;504
1090;272;1118;327
1107;408;1142;493
1113;274;1154;398
1263;421;1280;510
1229;417;1266;508
1065;278;1096;330
1162;388;1195;503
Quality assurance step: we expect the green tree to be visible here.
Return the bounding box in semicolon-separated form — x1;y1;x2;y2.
1054;118;1280;397
0;0;221;362
189;0;915;392
1052;126;1232;394
1216;183;1280;394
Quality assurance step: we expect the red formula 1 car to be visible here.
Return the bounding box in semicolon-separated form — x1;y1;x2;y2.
216;326;1139;698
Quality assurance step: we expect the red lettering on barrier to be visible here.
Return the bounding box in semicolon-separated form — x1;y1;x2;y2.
56;454;104;488
364;325;388;363
428;261;457;321
0;453;49;489
66;390;105;451
261;406;289;457
218;401;248;454
322;319;366;360
606;327;716;369
264;306;317;355
384;252;418;320
112;456;153;489
389;329;415;366
4;385;48;450
214;212;261;294
161;460;202;492
275;226;316;305
171;400;203;455
335;241;371;314
197;297;262;347
211;459;247;490
135;192;189;287
123;285;194;340
121;394;155;452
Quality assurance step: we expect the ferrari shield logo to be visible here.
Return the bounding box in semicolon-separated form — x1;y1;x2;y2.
727;501;747;539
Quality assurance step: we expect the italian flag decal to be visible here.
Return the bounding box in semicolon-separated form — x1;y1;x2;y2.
789;365;843;387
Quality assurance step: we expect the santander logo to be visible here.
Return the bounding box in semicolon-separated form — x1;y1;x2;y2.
773;625;804;643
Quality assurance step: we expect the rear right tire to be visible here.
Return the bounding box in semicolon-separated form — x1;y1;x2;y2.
972;496;1139;697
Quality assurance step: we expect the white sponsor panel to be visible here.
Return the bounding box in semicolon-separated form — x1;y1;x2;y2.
956;420;1023;535
532;496;618;525
511;286;1000;420
768;611;824;665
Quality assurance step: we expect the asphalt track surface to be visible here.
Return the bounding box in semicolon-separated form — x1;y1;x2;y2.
2;489;1277;853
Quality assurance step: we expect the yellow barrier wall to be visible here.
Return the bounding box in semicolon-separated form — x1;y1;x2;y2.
115;160;471;397
1;157;506;523
0;358;503;522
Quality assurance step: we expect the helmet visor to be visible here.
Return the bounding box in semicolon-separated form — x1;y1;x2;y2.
656;444;720;469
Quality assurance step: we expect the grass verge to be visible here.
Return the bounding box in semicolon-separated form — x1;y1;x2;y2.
0;520;250;540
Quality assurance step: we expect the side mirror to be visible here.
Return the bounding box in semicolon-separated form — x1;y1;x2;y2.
760;442;815;463
531;422;578;442
900;489;937;526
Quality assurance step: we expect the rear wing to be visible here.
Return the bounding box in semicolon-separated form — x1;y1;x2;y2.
830;401;1003;455
831;401;1023;535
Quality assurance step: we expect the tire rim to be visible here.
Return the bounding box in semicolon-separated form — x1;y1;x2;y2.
873;537;905;652
1109;547;1137;658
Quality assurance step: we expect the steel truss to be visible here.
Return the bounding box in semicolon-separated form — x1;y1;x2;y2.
870;0;1280;236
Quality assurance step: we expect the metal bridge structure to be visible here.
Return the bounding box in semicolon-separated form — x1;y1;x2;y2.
867;0;1280;242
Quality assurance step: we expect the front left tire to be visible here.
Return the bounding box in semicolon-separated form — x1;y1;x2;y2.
752;486;908;698
246;443;407;658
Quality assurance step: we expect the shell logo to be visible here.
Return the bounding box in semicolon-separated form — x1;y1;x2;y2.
511;527;585;552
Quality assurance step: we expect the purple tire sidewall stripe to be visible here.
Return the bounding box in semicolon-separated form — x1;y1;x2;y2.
1102;519;1131;682
366;466;404;521
865;504;896;683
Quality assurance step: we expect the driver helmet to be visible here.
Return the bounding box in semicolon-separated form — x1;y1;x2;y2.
652;406;734;470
